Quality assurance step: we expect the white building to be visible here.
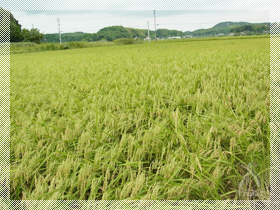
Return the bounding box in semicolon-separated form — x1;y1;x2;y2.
167;36;181;39
216;33;225;36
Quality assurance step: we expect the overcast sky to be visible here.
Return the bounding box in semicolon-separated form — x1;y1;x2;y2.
12;10;270;34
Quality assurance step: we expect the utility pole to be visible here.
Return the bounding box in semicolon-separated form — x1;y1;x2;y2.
57;17;62;44
153;10;157;41
43;30;46;43
147;21;150;44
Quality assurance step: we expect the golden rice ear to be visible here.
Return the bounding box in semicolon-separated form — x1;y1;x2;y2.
10;35;269;200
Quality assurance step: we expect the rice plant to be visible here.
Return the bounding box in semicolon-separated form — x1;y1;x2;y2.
10;37;270;200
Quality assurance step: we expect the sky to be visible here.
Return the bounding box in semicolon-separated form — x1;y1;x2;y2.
12;10;270;34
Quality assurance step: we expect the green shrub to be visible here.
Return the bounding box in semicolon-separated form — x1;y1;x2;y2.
114;38;135;45
11;42;38;47
67;42;86;48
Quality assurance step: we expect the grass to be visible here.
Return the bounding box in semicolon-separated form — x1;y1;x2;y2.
10;41;115;54
10;37;270;200
10;35;269;54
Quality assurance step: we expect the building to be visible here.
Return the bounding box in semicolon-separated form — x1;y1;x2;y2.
216;33;225;36
167;36;181;39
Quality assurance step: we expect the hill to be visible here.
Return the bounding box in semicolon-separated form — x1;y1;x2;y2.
185;21;270;37
212;21;251;28
44;26;184;43
45;22;270;43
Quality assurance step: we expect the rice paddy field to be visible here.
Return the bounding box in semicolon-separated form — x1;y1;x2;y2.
10;36;270;200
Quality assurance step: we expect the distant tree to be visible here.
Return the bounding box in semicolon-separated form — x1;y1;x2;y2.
29;28;44;44
82;33;98;42
20;28;44;44
97;26;131;41
126;28;146;39
1;9;45;43
44;34;59;43
156;29;183;38
0;8;24;42
230;24;269;34
10;13;23;42
185;22;270;37
21;28;30;42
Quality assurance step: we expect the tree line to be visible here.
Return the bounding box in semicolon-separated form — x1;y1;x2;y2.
230;24;269;33
34;23;271;44
44;26;184;43
185;22;270;37
10;11;44;43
